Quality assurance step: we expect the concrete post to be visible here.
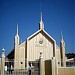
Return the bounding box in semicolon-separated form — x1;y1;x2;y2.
1;48;5;75
52;57;55;75
52;57;58;75
39;51;43;75
55;59;58;75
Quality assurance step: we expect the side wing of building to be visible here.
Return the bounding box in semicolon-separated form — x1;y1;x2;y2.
14;41;27;69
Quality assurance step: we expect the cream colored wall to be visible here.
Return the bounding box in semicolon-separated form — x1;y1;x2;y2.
18;42;26;69
14;42;26;69
14;45;19;69
27;32;54;62
58;67;75;75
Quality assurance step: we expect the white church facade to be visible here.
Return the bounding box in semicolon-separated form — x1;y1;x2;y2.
7;13;66;69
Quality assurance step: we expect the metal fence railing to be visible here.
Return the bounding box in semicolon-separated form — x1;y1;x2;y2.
59;59;75;67
58;60;75;75
66;61;75;67
4;60;39;75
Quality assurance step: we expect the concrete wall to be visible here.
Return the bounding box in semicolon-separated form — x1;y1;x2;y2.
58;67;75;75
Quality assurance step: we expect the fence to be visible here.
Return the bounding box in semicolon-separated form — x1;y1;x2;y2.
0;50;44;75
66;60;75;67
58;61;75;75
4;60;39;75
0;58;41;75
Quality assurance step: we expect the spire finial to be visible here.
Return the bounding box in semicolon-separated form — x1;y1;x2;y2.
61;30;63;41
40;12;42;22
39;12;44;30
2;48;5;52
15;24;19;45
1;48;5;57
16;24;18;35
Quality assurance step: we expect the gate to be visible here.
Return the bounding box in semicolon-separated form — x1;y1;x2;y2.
4;60;39;75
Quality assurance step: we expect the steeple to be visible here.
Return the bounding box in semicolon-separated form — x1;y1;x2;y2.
16;24;18;36
14;24;19;45
61;30;64;41
40;12;42;22
39;12;44;30
14;24;20;69
60;31;66;67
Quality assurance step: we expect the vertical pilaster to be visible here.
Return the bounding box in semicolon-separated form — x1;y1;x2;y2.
1;48;5;75
52;57;58;75
39;51;45;75
26;39;29;69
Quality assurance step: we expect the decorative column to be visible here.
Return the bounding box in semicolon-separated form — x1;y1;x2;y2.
39;51;43;75
55;59;58;75
1;48;5;75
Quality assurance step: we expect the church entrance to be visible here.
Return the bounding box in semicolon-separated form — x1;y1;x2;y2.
28;61;39;74
4;59;40;75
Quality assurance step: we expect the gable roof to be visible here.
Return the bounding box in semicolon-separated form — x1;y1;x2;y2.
27;29;55;42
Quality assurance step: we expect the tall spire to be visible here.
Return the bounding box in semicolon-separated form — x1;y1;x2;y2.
61;30;63;41
40;12;42;22
15;24;19;45
16;24;18;36
39;12;44;30
60;30;66;67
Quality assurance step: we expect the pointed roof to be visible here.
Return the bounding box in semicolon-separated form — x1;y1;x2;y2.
27;29;55;42
27;13;55;42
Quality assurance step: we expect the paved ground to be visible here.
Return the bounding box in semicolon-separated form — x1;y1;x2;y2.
5;71;39;75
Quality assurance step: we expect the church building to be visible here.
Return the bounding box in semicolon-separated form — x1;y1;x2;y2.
6;13;66;69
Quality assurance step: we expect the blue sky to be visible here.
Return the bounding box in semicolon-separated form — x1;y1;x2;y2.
0;0;75;56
